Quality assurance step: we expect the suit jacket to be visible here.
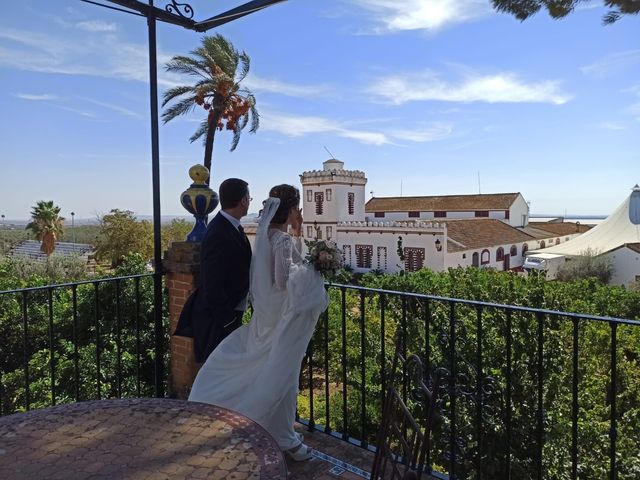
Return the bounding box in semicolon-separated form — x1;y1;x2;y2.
176;212;252;362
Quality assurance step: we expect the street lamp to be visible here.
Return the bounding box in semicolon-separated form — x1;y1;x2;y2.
71;212;76;251
1;214;5;254
435;238;442;252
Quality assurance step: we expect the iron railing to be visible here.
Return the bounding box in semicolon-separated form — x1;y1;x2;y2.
297;284;640;480
0;274;167;416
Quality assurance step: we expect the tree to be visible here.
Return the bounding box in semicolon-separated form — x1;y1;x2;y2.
162;34;259;184
161;218;193;251
555;248;613;283
25;200;64;255
492;0;639;24
94;209;153;267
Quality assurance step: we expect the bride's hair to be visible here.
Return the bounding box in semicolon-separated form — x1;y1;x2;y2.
269;184;300;224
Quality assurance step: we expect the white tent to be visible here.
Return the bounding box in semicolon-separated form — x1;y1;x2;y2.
530;185;640;256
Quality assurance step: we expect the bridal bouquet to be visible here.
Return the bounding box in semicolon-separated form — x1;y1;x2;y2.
304;239;343;278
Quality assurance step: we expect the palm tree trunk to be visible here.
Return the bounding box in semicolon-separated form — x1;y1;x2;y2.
203;109;222;186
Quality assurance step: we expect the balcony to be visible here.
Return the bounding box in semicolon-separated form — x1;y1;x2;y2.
1;273;639;479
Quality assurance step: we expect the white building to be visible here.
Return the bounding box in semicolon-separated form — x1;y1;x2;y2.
299;159;587;274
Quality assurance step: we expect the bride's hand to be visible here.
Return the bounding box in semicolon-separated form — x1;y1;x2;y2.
291;208;303;237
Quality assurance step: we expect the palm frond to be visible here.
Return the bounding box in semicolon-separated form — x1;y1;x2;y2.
236;51;251;83
162;85;195;107
162;96;198;124
165;56;209;78
190;119;210;143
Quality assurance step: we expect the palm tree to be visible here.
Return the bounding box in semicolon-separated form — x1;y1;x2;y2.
162;34;259;184
26;200;65;256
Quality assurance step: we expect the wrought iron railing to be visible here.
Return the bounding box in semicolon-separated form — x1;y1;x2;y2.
0;274;167;416
297;284;640;480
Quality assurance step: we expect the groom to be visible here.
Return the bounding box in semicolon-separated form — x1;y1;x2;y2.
178;178;252;363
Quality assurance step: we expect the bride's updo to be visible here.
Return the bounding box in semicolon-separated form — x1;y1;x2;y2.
269;184;300;224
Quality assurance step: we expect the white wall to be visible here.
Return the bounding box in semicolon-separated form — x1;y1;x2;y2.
510;194;529;227
606;247;640;287
336;227;446;274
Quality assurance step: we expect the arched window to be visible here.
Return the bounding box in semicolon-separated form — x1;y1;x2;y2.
540;240;546;249
510;245;517;257
496;247;504;261
522;244;529;257
481;249;490;265
472;252;479;267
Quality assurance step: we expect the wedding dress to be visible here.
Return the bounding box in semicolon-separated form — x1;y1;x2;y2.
188;198;329;450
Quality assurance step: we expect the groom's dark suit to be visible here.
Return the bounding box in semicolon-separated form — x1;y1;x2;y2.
177;212;252;363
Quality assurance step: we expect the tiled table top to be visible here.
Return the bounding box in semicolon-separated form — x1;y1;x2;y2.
0;398;287;480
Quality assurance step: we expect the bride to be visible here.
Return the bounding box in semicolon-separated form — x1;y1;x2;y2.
188;184;328;461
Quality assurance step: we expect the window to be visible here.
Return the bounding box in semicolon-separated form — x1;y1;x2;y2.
404;247;425;272
326;226;332;239
555;238;560;245
348;192;355;215
377;246;387;270
343;245;352;266
496;247;504;262
408;211;420;218
434;211;446;218
306;226;313;238
475;211;489;218
510;245;517;257
505;210;510;220
374;212;385;218
472;252;479;267
481;249;490;265
306;190;312;202
316;228;323;240
540;240;546;249
315;191;324;215
522;244;529;257
326;189;332;201
356;245;373;269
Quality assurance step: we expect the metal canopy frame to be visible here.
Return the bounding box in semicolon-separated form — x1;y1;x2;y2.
81;0;286;397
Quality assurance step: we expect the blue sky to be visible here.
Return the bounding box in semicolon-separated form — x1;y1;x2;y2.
0;0;638;220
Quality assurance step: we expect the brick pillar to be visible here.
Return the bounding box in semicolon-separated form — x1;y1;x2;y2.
164;241;201;399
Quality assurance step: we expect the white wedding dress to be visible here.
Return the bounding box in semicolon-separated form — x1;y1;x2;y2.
188;198;329;450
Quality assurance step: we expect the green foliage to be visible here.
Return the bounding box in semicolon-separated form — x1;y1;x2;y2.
25;200;65;256
161;218;193;252
556;249;613;283
94;209;153;267
0;255;88;286
0;253;163;414
492;0;639;24
299;268;640;479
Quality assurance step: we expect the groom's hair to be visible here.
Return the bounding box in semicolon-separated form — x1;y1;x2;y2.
219;178;249;209
269;184;300;224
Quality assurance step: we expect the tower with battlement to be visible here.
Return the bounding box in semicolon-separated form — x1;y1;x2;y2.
299;159;367;241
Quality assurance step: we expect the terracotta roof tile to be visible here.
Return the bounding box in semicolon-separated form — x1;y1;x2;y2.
624;243;640;254
529;222;591;236
366;193;520;212
445;219;534;253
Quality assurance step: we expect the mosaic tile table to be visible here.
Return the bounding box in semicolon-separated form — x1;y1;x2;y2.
0;398;287;480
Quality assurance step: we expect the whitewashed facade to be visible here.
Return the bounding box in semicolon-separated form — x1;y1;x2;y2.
605;245;640;287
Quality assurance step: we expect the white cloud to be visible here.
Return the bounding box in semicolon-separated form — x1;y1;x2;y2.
387;122;453;142
368;70;570;105
14;93;60;101
75;20;117;32
244;75;331;98
78;97;143;118
0;27;180;87
580;50;640;78
352;0;491;33
598;121;626;131
261;112;453;145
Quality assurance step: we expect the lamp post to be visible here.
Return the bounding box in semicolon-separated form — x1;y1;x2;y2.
1;214;5;254
71;212;76;252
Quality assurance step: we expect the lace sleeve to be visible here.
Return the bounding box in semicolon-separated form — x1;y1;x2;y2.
273;233;294;290
291;236;303;264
